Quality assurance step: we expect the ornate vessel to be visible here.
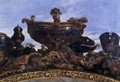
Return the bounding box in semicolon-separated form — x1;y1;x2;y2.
0;8;120;82
22;8;88;51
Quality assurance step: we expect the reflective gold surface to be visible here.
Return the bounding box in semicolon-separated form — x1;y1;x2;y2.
0;69;119;82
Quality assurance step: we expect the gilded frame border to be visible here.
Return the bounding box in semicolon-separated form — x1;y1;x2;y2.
0;70;119;82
